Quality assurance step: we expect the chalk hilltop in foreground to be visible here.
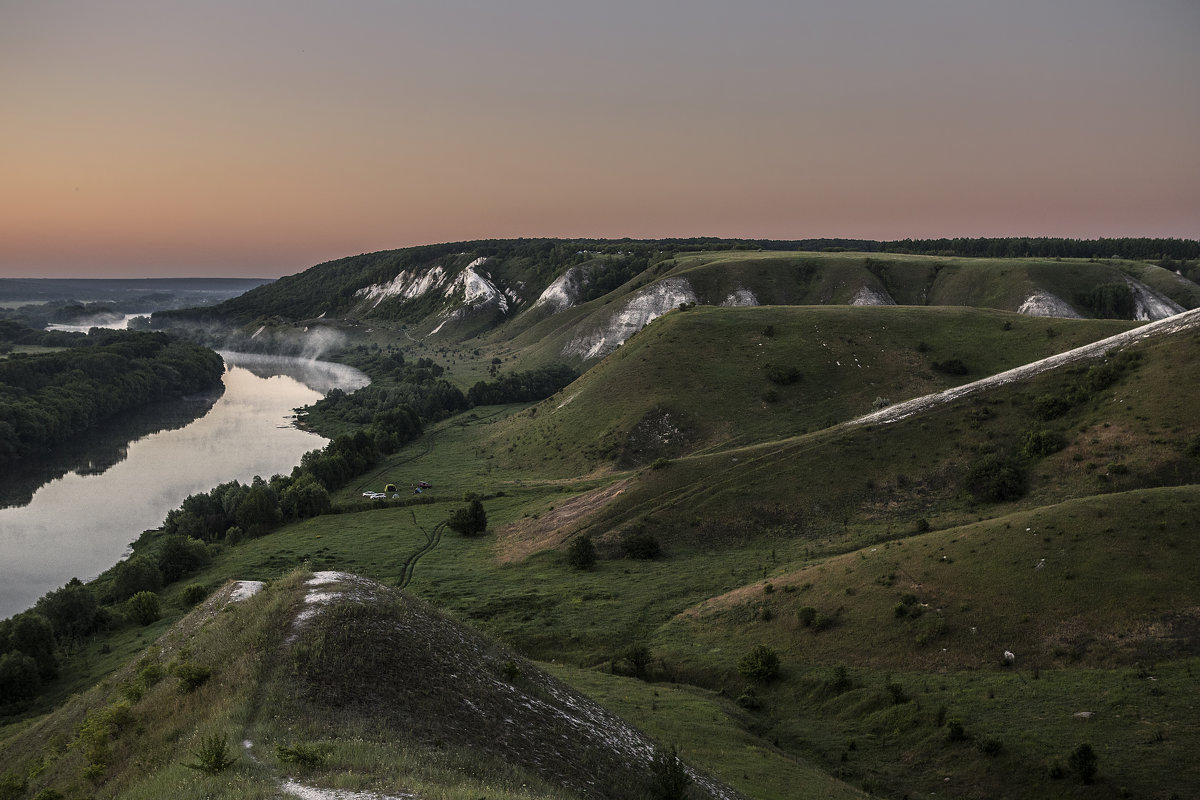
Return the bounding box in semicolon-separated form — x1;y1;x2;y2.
0;571;742;800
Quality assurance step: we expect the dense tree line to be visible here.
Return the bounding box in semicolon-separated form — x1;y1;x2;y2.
466;364;578;406
0;329;224;463
0;319;88;350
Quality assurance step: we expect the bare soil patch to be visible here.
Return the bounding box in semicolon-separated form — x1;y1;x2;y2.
496;479;631;563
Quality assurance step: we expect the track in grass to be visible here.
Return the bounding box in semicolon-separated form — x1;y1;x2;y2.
397;512;444;589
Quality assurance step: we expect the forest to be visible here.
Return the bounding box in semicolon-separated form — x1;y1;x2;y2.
0;327;225;463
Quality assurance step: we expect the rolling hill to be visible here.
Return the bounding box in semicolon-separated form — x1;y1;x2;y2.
6;239;1200;800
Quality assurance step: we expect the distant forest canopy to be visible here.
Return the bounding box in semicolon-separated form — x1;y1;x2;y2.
150;235;1199;327
0;325;225;463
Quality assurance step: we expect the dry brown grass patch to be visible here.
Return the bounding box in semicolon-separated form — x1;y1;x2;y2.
495;479;632;563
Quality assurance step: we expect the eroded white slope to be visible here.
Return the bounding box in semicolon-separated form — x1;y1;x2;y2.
563;278;697;359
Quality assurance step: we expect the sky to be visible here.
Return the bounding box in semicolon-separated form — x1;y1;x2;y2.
2;0;1198;278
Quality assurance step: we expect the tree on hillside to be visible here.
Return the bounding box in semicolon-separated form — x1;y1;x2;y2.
448;498;487;536
648;744;692;800
0;651;41;703
567;535;597;570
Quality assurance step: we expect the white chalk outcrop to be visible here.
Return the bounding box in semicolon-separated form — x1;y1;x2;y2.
354;267;450;311
563;278;697;360
1018;291;1082;319
720;289;759;307
1125;277;1184;321
445;263;508;313
534;266;587;312
851;285;897;306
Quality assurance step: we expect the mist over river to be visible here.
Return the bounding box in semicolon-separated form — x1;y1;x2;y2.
0;352;368;619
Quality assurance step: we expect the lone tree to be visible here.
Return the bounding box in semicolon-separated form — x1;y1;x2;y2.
648;744;691;800
1069;743;1098;785
738;644;781;682
567;535;597;570
448;498;487;536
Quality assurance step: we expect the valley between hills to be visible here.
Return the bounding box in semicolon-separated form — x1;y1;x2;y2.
2;239;1199;800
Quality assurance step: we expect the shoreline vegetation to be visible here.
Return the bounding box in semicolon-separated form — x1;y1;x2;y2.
0;325;225;465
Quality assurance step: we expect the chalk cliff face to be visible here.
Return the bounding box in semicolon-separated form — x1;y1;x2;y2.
533;265;587;312
563;278;698;359
850;285;896;306
720;288;759;307
1018;291;1082;319
1125;277;1184;321
354;265;450;311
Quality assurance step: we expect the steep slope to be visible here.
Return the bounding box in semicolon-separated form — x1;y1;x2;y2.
477;306;1134;477
568;306;1200;549
0;571;743;800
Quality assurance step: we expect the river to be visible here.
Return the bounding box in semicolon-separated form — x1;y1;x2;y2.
0;352;368;620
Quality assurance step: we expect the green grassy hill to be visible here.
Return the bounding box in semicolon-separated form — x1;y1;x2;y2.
6;243;1199;800
477;306;1133;477
0;572;762;800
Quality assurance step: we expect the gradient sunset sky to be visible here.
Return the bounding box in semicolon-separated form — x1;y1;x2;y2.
2;1;1198;278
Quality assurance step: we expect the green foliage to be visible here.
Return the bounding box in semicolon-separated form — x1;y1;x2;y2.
1083;282;1135;319
648;744;692;800
183;733;236;774
447;498;488;536
173;661;212;693
946;720;967;742
798;606;817;627
34;578;98;640
280;473;332;520
1069;742;1098;784
650;456;672;469
931;358;968;375
466;364;578;406
105;554;163;603
621;530;662;560
885;681;908;704
276;741;327;768
122;660;165;701
0;772;26;800
155;535;211;583
1033;393;1073;420
1022;429;1066;458
623;645;653;679
126;590;161;625
737;644;780;682
0;611;57;680
765;364;802;385
0;651;41;702
0;330;222;464
964;453;1028;503
180;583;209;606
566;535;597;570
976;736;1003;756
74;700;134;772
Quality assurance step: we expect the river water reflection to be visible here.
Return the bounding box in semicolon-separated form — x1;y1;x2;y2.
0;352;368;619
